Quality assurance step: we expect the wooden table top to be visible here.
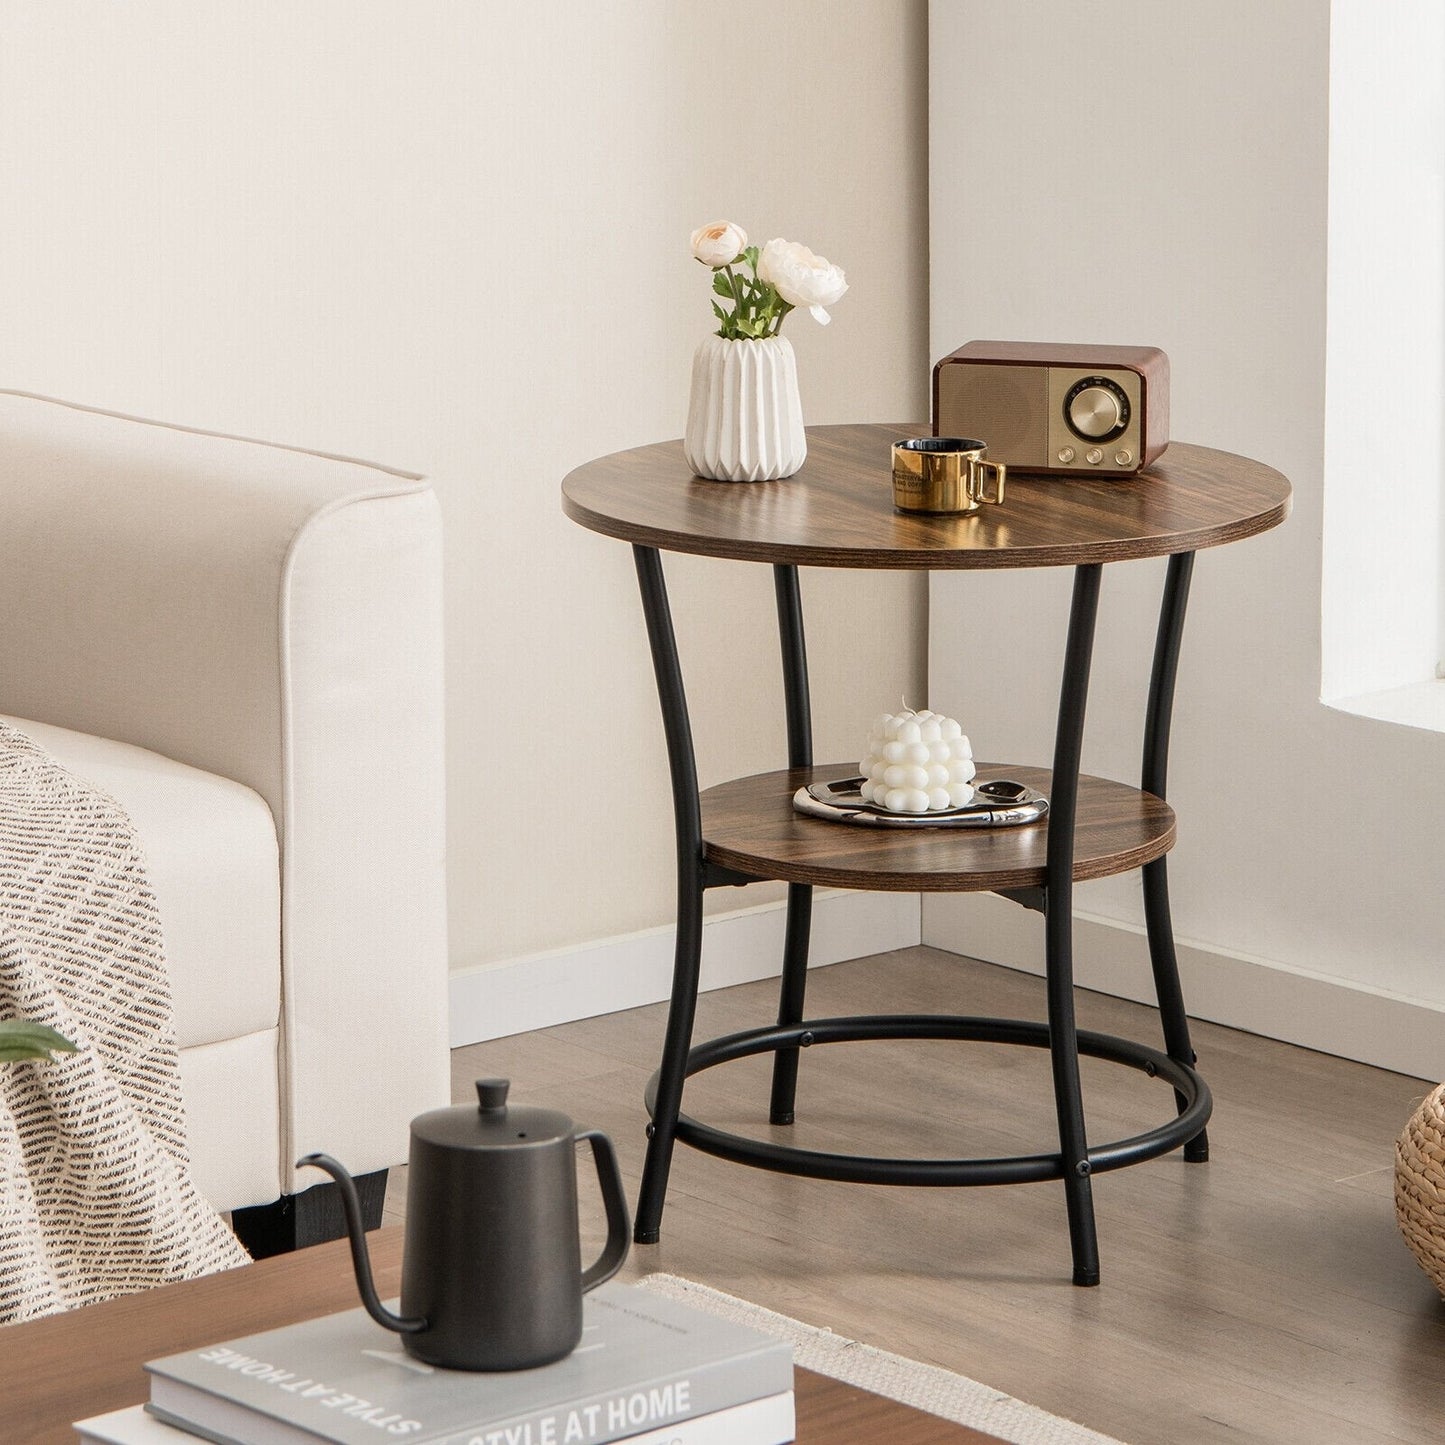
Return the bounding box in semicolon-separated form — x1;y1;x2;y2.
4;1230;1000;1444
704;763;1174;891
562;422;1291;569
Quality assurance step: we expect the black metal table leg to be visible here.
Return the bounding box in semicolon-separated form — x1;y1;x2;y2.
769;564;815;1126
631;545;706;1244
629;546;1209;1268
1142;551;1209;1163
1046;564;1103;1286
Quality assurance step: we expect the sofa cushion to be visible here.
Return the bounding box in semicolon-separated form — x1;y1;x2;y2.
1;715;280;1049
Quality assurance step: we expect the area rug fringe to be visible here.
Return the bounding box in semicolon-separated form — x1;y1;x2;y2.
635;1273;1126;1445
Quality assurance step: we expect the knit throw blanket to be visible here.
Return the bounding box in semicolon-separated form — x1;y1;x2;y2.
0;721;249;1325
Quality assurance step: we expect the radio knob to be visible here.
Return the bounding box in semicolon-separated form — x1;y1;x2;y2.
1064;376;1131;442
1069;386;1123;438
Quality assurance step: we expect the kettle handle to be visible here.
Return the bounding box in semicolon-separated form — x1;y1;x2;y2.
576;1129;631;1292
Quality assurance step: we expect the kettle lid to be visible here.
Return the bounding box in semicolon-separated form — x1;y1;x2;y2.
410;1078;576;1150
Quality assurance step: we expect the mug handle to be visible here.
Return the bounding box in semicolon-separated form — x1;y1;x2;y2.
969;457;1007;505
577;1129;631;1291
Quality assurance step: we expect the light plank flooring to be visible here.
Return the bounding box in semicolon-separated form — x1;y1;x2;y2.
387;947;1445;1444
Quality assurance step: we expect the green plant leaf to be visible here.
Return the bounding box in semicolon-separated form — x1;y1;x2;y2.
712;272;734;300
0;1020;79;1061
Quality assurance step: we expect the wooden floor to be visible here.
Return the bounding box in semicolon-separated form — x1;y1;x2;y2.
395;947;1445;1444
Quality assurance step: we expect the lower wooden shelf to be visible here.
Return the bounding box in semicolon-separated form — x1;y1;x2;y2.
700;762;1175;892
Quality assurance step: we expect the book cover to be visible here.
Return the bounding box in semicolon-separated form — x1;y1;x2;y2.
143;1281;793;1445
77;1393;795;1445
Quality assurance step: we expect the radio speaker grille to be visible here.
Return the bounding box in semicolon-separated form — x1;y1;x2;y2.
936;364;1048;468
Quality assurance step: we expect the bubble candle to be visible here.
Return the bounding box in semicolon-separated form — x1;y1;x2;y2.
859;708;976;814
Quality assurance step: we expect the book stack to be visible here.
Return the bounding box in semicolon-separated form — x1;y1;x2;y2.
73;1282;795;1445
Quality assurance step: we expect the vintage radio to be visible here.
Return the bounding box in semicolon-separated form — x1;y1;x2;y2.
933;341;1169;477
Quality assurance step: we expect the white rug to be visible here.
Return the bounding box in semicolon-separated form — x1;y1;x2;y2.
635;1274;1125;1445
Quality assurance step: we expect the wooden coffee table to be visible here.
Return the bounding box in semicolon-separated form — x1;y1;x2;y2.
3;1229;1001;1443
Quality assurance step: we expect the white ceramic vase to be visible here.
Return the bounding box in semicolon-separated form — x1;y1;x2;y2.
683;335;807;482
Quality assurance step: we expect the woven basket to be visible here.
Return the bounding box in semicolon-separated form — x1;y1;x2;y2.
1396;1082;1445;1298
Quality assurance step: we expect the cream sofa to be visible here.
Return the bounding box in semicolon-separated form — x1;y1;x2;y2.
0;389;449;1251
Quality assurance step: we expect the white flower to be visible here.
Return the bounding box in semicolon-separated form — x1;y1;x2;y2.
690;220;748;268
758;238;848;324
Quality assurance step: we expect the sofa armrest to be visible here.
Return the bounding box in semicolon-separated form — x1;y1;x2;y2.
0;390;449;1186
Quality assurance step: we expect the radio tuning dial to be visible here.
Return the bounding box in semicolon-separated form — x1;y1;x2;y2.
1064;376;1131;442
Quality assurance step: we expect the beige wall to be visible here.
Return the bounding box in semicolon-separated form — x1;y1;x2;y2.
0;5;930;976
925;1;1445;1078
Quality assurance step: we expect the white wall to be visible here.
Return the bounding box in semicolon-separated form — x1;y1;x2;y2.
0;3;930;1029
1321;0;1445;706
926;1;1445;1079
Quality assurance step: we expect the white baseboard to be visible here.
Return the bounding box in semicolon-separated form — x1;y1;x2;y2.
450;886;1445;1081
449;891;922;1047
922;893;1445;1084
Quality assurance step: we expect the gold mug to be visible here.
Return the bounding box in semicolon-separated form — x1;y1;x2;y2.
891;437;1006;515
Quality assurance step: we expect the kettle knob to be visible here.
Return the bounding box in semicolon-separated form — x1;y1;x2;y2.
476;1078;510;1113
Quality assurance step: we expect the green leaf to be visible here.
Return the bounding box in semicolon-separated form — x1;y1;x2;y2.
712;272;734;300
743;245;759;270
711;300;728;323
0;1020;79;1061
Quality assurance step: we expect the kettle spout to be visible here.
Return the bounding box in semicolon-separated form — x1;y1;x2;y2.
297;1153;426;1336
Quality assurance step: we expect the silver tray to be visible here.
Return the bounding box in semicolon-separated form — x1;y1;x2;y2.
793;776;1049;829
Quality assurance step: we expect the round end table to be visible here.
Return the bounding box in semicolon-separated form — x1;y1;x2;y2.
563;423;1290;1286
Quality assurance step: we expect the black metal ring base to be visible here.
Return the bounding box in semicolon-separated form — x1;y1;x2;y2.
643;1015;1212;1188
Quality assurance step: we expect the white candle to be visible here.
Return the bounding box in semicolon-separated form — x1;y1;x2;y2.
860;708;975;812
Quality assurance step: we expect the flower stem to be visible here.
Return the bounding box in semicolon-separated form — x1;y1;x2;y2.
721;264;741;338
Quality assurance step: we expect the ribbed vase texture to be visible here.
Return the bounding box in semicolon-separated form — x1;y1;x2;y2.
683;335;807;482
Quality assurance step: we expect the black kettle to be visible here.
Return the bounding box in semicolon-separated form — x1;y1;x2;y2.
300;1079;630;1371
